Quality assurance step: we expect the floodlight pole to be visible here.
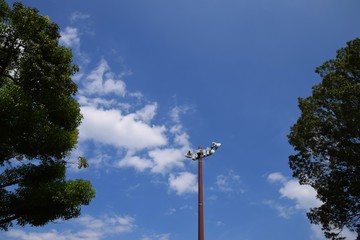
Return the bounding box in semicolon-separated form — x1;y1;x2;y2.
198;146;204;240
185;142;221;240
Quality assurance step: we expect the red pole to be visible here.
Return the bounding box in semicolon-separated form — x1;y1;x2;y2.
198;147;204;240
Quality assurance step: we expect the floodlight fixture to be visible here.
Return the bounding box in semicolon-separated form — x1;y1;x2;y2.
185;141;221;161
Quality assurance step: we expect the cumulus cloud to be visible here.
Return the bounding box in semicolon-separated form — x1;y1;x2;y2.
280;180;322;210
173;132;190;147
117;153;154;172
77;60;192;176
59;27;80;48
267;172;322;212
70;34;194;195
5;214;135;240
81;59;127;97
266;172;358;240
168;172;197;195
267;172;286;183
149;148;186;174
77;215;135;235
115;104;192;175
117;131;190;175
135;103;158;123
79;106;167;150
6;229;67;240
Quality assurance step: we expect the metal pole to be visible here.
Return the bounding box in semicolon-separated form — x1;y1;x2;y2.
198;147;204;240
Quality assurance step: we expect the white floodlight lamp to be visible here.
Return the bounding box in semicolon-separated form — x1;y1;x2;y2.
212;142;221;150
185;150;197;161
185;150;194;159
203;147;211;157
185;142;221;160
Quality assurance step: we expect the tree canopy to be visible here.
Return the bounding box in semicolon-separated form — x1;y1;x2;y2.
288;38;360;239
0;0;95;230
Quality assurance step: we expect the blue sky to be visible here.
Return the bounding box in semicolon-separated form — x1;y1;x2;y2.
2;0;360;239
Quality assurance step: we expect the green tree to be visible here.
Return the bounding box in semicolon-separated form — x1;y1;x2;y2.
0;1;95;230
288;38;360;240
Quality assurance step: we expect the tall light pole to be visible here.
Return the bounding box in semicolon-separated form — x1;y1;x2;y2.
185;142;221;240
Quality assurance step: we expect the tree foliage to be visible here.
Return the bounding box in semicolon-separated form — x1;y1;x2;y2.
288;38;360;239
0;1;95;230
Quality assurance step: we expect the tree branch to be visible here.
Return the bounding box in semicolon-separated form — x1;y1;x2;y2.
0;154;25;167
0;179;21;189
0;214;18;226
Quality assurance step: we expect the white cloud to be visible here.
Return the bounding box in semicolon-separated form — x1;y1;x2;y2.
216;221;225;226
128;91;143;99
266;172;358;240
149;148;186;174
118;153;154;172
212;169;245;194
164;208;176;215
135;103;158;123
59;26;91;67
79;106;167;150
267;172;322;217
173;132;190;147
267;173;358;240
309;223;357;240
267;172;286;183
72;43;194;197
170;104;195;123
6;229;67;240
158;234;170;240
70;12;91;22
77;215;135;234
81;59;127;97
279;179;322;210
267;173;322;215
79;152;112;171
77;63;192;177
117;106;192;175
263;200;295;219
168;172;197;195
309;224;356;240
119;146;189;175
59;27;80;48
310;224;327;240
5;215;135;240
215;175;233;192
77;95;133;111
141;233;170;240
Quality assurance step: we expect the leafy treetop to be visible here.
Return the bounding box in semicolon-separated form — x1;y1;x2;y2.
0;1;95;231
288;38;360;240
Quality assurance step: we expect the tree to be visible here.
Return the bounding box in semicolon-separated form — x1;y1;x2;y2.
0;1;95;230
288;38;360;240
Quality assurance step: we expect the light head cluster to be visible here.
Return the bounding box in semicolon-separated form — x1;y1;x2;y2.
185;142;221;161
